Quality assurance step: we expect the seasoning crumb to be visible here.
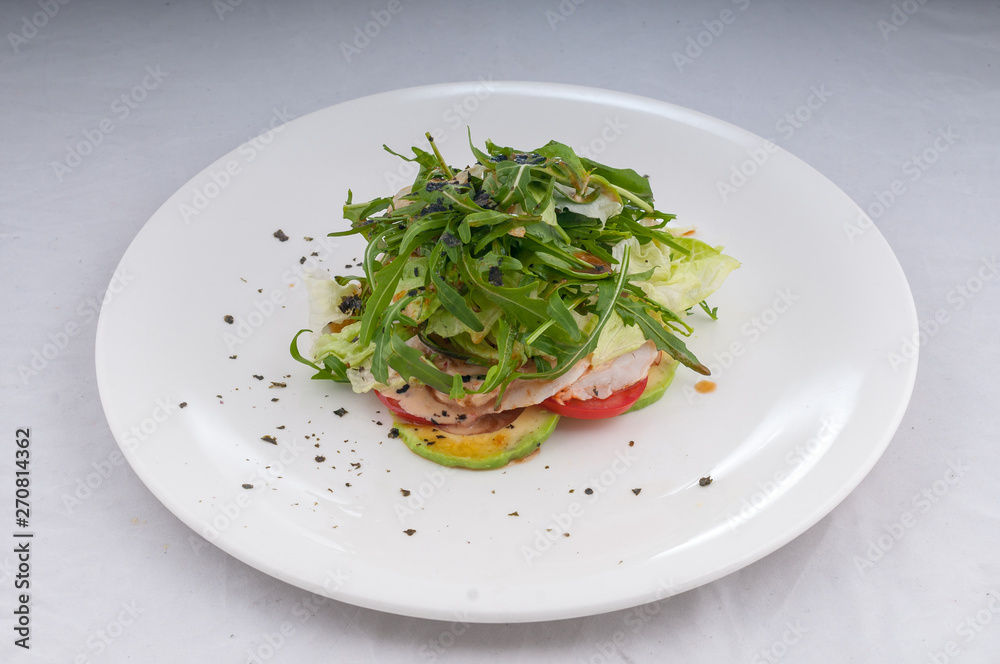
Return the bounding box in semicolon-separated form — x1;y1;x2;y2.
261;435;277;445
699;476;713;487
345;482;351;487
315;456;326;463
273;229;289;242
303;236;313;241
387;427;400;439
241;483;253;490
508;511;519;517
584;488;594;495
179;402;188;409
298;256;306;264
568;489;575;493
488;265;504;286
271;398;279;402
229;355;237;359
253;375;264;380
403;529;416;536
563;533;570;538
269;381;287;389
334;407;348;417
628;440;635;447
400;489;411;496
276;425;285;430
632;488;642;495
223;315;234;324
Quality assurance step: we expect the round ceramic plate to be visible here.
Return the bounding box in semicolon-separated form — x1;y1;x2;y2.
95;82;917;622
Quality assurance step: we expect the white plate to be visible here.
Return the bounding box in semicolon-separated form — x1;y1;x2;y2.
95;82;917;622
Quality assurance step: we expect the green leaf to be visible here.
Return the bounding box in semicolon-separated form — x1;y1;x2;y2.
429;244;484;333
387;334;455;394
289;329;349;383
458;248;549;331
615;298;709;375
546;290;582;341
580;157;654;205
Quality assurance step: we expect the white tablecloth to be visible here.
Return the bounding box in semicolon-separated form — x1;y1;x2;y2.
2;1;998;662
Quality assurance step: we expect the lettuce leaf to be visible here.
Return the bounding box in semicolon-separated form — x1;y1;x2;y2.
592;311;648;367
305;272;359;332
616;236;740;314
311;321;374;369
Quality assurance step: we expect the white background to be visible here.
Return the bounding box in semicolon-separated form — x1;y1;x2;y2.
1;1;998;662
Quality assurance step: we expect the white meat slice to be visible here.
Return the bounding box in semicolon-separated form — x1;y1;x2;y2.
550;341;658;404
381;341;659;425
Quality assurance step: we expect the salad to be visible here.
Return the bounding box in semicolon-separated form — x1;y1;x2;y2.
291;132;739;469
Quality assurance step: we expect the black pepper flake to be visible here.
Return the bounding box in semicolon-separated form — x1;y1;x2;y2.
403;529;416;536
315;455;326;463
632;488;642;495
441;232;462;247
473;189;495;208
457;413;467;421
396;384;410;394
338;294;363;315
223;315;234;324
273;229;289;242
333;408;348;417
413;267;419;277
400;489;411;496
261;435;277;445
407;288;418;297
584;488;594;495
387;427;400;439
298;256;306;264
242;483;253;490
345;482;351;487
269;382;286;388
253;375;264;381
699;476;713;487
461;375;471;383
488;266;504;287
179;402;188;409
420;202;447;216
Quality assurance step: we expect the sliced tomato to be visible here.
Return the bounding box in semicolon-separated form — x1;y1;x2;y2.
540;377;648;420
374;390;433;425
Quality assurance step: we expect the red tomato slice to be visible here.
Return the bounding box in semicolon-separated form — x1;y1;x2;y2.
374;390;433;425
540;377;648;420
